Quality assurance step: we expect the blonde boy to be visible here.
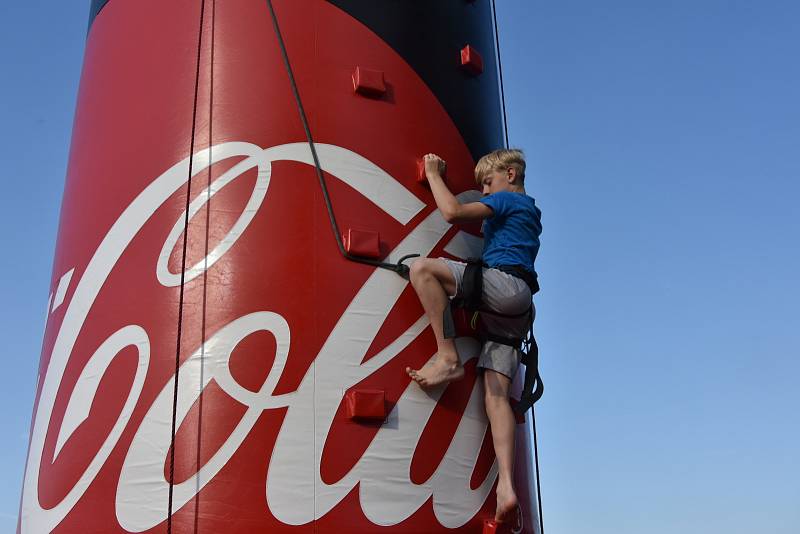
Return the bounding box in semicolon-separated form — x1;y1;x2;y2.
405;149;541;527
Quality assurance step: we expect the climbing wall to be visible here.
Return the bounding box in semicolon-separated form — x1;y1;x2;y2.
19;1;540;532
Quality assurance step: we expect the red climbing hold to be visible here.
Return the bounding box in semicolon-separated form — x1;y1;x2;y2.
343;228;381;259
416;158;448;186
460;44;484;76
352;66;387;97
345;388;386;420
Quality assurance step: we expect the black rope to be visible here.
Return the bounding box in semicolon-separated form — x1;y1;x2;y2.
193;0;215;531
491;2;545;533
168;0;206;531
265;0;417;279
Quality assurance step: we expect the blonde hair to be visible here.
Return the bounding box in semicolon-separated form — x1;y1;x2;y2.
474;148;526;185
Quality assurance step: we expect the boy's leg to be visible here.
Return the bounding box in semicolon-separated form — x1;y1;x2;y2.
483;369;519;522
405;258;465;387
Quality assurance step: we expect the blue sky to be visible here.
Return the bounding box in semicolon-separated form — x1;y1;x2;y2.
1;1;798;533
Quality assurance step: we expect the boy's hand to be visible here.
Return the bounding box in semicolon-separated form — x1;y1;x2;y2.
424;153;447;180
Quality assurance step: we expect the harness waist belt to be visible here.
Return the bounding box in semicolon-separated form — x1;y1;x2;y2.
495;265;539;295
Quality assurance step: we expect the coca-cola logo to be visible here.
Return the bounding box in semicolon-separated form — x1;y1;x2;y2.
21;142;494;533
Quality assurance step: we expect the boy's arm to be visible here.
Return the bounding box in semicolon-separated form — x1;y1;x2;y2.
424;154;494;224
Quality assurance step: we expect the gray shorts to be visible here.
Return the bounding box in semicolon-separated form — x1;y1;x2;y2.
441;258;534;379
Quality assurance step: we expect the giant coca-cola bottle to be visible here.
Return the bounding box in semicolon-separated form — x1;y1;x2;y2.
20;1;541;532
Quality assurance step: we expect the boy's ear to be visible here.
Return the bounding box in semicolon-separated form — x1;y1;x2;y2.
507;167;517;183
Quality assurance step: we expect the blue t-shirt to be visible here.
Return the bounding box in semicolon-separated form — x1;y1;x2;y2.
479;191;542;275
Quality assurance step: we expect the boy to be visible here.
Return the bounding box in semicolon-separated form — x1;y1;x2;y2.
405;149;541;528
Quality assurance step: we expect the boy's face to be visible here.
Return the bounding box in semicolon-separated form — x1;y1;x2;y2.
480;167;517;196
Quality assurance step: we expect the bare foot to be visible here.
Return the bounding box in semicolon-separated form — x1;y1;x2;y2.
405;355;464;388
495;482;519;525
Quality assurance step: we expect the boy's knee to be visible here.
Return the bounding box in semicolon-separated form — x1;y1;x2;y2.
409;258;434;280
483;370;511;400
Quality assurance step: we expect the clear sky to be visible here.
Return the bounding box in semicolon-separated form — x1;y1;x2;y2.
1;1;798;533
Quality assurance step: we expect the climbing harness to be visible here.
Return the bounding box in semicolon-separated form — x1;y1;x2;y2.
443;259;544;415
